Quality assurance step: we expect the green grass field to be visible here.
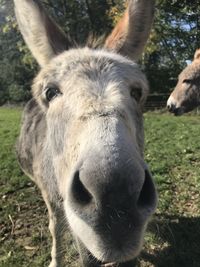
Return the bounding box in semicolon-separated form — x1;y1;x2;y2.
0;108;200;267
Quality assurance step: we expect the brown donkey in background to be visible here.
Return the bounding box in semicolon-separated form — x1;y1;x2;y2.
14;0;157;266
167;49;200;115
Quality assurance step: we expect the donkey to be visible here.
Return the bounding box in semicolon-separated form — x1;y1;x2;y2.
14;0;157;266
167;49;200;115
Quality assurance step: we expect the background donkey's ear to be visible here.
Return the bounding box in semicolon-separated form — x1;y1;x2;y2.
14;0;71;67
104;0;155;61
194;49;200;61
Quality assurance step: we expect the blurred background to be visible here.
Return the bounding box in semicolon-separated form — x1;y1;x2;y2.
0;0;200;107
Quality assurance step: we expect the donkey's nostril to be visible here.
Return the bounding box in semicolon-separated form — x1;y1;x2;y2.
137;170;157;213
71;171;92;205
167;104;171;110
167;103;175;112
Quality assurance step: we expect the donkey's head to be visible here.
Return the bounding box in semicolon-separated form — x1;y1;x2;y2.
167;49;200;115
15;0;157;265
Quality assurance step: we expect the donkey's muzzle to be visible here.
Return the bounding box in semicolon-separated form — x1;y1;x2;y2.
167;96;184;116
67;154;157;262
69;159;157;231
167;104;184;116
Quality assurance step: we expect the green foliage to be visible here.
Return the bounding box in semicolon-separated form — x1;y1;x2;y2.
41;0;123;41
0;1;37;104
143;0;200;93
8;84;31;103
0;0;200;103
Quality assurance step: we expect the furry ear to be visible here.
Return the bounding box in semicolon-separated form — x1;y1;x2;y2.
104;0;155;61
194;49;200;61
14;0;72;66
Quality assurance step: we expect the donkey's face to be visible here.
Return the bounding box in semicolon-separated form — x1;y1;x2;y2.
34;48;156;262
15;0;157;265
167;49;200;115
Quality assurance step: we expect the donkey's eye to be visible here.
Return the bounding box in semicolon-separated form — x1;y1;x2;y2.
130;87;142;102
183;79;192;84
45;86;61;102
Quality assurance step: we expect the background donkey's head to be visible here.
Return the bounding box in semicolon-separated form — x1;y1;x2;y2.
15;0;157;265
167;49;200;115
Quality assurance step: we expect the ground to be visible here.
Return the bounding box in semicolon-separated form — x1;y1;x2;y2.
0;107;199;267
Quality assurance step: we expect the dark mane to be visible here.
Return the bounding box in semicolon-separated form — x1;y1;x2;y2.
86;34;107;49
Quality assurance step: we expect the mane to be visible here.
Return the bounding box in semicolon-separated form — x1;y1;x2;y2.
86;34;107;49
64;33;106;51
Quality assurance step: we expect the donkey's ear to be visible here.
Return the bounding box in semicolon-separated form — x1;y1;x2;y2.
14;0;71;67
104;0;155;61
194;49;200;61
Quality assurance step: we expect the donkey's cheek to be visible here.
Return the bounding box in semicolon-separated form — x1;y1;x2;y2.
52;157;67;197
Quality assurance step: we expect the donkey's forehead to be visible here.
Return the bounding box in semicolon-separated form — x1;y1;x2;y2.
180;62;200;80
37;48;143;82
52;48;137;68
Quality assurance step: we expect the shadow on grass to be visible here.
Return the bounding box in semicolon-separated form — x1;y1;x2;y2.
140;215;200;267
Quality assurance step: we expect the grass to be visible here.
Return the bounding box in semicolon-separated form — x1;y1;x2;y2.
142;112;200;267
0;107;200;267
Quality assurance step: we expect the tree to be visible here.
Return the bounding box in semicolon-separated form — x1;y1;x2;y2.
143;0;200;94
0;0;200;103
0;0;124;103
0;0;38;104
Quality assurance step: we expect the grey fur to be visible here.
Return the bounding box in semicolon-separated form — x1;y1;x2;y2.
15;1;157;266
